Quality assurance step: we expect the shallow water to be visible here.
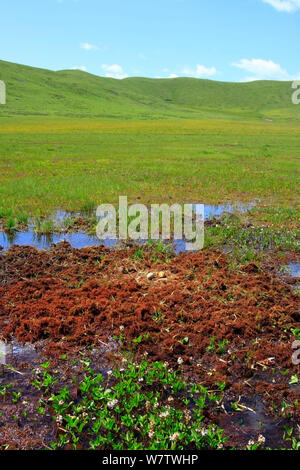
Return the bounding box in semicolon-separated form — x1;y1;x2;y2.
0;232;213;254
0;231;115;251
202;202;256;219
286;263;300;278
221;396;287;448
54;202;255;222
0;202;255;252
0;340;39;365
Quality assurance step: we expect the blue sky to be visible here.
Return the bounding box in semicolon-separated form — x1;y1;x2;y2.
1;0;300;82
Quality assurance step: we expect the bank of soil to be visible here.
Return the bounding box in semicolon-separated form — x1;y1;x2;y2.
0;243;299;449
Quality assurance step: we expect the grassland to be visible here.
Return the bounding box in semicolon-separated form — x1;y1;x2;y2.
0;117;299;227
0;60;299;227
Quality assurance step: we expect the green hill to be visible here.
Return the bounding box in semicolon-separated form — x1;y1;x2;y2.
0;59;299;121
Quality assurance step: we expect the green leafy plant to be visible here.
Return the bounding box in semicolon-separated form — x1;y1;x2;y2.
40;359;227;450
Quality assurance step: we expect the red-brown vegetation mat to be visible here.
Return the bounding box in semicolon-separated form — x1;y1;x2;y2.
0;242;299;447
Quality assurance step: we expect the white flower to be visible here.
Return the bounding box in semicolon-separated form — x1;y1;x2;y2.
56;415;63;425
159;410;169;418
148;431;155;439
248;439;255;446
258;434;265;445
177;357;184;365
107;399;119;410
170;432;180;441
120;325;125;331
107;370;113;376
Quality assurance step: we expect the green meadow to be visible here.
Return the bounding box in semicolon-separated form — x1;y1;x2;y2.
0;60;299;227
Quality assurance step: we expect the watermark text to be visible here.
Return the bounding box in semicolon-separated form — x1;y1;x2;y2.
292;80;300;105
96;197;204;251
292;340;300;365
0;81;6;105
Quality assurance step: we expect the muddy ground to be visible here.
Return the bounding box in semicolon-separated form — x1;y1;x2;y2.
0;242;299;449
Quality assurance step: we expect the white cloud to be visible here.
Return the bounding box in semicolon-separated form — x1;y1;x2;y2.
80;42;98;51
168;73;178;78
182;64;217;78
262;0;300;12
233;59;287;79
232;58;300;81
72;65;87;71
101;64;128;79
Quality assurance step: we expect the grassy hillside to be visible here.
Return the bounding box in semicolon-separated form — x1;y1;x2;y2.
0;60;299;121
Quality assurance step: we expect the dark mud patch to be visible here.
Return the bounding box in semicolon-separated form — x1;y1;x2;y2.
220;398;289;449
0;338;120;450
263;253;300;293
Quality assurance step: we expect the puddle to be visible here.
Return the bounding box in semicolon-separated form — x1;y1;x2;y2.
278;263;300;294
0;231;193;253
0;340;39;365
0;202;256;252
221;397;289;449
0;231;118;251
35;202;256;228
202;202;256;219
285;263;300;278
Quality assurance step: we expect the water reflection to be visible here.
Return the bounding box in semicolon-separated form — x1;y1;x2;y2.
286;264;300;278
0;231;115;251
0;202;256;252
0;340;40;365
0;341;9;365
201;202;256;219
